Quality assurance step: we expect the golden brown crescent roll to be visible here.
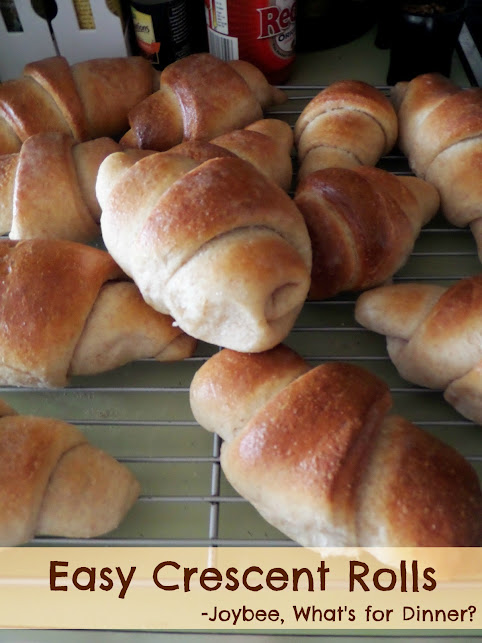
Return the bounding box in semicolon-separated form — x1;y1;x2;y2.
391;73;482;259
0;239;196;387
190;345;482;547
120;53;287;151
294;80;398;180
98;152;312;352
122;118;294;192
0;132;121;240
355;275;482;424
294;166;440;299
0;55;157;156
0;401;140;546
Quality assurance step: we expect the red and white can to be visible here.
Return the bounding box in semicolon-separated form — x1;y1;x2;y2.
204;0;296;84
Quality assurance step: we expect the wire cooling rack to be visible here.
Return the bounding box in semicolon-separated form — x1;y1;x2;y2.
2;87;481;552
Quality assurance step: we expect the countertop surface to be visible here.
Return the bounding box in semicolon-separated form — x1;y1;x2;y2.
287;26;471;86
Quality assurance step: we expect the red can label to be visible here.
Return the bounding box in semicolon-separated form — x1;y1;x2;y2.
205;0;296;83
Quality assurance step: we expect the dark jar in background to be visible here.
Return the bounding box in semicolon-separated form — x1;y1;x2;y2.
204;0;297;84
386;0;467;85
129;0;192;69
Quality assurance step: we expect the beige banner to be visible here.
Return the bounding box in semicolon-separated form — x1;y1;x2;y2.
0;547;480;630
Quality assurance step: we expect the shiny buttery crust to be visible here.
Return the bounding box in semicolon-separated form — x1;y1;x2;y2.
0;402;140;546
126;118;295;192
0;55;156;155
294;80;398;179
0;239;196;387
99;152;311;352
190;346;482;547
355;275;482;423
294;165;439;299
0;132;121;240
158;118;295;191
391;73;482;258
125;53;287;151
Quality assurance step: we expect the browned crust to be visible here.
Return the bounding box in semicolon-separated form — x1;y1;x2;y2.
0;76;73;142
24;56;88;141
409;275;482;350
359;415;482;546
190;345;310;438
193;347;482;547
414;87;482;171
71;56;156;139
224;362;392;532
0;55;156;152
212;126;293;190
0;116;22;155
168;140;236;163
139;156;310;274
127;84;184;151
295;167;414;299
0;415;85;545
12;132;100;241
295;80;398;153
128;54;264;150
0;239;122;386
0;413;140;544
355;275;482;391
355;282;446;340
161;54;261;138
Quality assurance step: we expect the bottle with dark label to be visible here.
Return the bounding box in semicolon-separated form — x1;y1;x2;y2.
129;0;192;70
204;0;297;84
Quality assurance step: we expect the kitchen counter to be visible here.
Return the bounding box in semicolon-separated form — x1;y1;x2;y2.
288;26;472;86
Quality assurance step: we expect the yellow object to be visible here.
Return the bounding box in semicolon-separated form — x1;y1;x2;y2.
106;0;122;16
73;0;95;29
72;0;124;30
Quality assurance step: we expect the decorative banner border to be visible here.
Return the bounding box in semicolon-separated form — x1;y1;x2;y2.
0;547;480;630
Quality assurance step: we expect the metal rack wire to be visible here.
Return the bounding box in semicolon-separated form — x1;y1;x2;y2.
2;87;481;556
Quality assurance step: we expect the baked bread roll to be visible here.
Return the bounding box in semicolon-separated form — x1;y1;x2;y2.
0;239;196;387
294;166;440;299
391;73;482;259
0;400;140;546
0;132;121;240
122;118;294;192
294;80;398;180
190;345;482;547
120;53;287;151
0;55;157;156
98;152;312;352
355;275;482;424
